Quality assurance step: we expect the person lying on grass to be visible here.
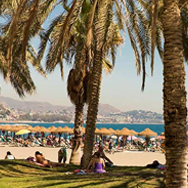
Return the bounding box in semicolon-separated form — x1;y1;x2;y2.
35;151;66;168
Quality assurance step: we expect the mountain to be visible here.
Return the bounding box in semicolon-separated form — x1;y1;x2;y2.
0;96;121;115
0;96;68;112
65;103;121;116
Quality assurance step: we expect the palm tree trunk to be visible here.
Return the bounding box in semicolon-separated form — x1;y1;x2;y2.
82;50;103;168
163;0;187;187
69;103;84;165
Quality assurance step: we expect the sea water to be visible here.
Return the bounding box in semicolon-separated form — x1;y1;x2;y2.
0;122;165;135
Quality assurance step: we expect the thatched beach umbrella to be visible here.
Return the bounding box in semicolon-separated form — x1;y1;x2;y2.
95;128;100;134
98;128;111;135
3;125;12;131
9;126;20;132
116;128;130;136
40;126;49;133
54;127;64;133
82;127;86;134
48;126;57;133
129;130;138;136
61;126;73;134
139;128;157;137
31;126;42;133
161;132;165;136
108;128;116;134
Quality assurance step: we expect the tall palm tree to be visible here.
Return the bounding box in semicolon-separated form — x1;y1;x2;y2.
147;0;188;186
0;0;45;97
82;0;151;168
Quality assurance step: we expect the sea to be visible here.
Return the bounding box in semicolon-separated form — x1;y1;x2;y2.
0;122;165;135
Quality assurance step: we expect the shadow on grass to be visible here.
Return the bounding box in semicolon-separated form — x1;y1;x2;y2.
0;160;165;188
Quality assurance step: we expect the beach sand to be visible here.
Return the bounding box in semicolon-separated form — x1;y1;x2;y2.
0;145;167;166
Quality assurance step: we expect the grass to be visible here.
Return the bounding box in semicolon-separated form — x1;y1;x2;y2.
0;160;165;188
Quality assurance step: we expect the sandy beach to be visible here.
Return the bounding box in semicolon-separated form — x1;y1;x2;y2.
0;145;167;166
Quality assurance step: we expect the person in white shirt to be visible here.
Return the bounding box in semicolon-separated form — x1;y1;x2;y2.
5;151;15;160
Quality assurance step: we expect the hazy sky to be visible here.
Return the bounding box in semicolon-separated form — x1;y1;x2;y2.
1;4;188;114
0;36;165;113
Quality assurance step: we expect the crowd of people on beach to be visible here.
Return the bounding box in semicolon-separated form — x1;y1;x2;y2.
3;135;166;174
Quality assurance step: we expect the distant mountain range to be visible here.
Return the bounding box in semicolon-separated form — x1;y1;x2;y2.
0;96;120;116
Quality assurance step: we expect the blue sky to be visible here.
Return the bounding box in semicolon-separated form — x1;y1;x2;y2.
0;35;165;113
1;2;188;114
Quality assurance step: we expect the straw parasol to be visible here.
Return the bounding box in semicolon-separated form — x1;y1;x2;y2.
3;125;12;131
108;128;116;134
139;128;157;137
39;126;49;133
95;128;100;134
9;126;21;132
54;126;64;133
116;127;130;136
97;128;111;135
161;132;165;136
61;126;73;134
31;126;42;133
129;130;138;136
48;126;57;133
82;127;86;134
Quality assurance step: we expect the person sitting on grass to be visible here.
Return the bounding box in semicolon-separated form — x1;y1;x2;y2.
93;152;106;173
86;152;106;173
35;151;66;168
5;151;15;160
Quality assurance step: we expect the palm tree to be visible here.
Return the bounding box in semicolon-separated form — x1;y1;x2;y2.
62;1;121;165
147;0;188;186
163;0;187;186
0;0;45;97
82;0;151;168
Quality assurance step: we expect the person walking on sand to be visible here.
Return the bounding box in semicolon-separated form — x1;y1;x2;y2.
58;147;67;165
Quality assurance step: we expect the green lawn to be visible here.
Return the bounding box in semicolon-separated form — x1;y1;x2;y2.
0;160;165;188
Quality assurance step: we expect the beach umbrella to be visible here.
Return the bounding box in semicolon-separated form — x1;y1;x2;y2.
31;126;42;133
82;127;86;134
161;132;165;136
40;126;49;133
108;128;116;134
98;128;111;135
139;128;157;137
54;126;64;133
95;128;100;134
3;125;12;131
61;126;73;133
0;125;4;130
15;129;30;135
116;128;130;136
129;130;138;136
9;126;20;132
48;126;57;133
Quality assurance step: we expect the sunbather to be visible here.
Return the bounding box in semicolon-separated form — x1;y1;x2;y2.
35;151;65;167
86;152;106;173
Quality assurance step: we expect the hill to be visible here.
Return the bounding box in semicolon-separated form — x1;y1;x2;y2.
0;96;121;116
